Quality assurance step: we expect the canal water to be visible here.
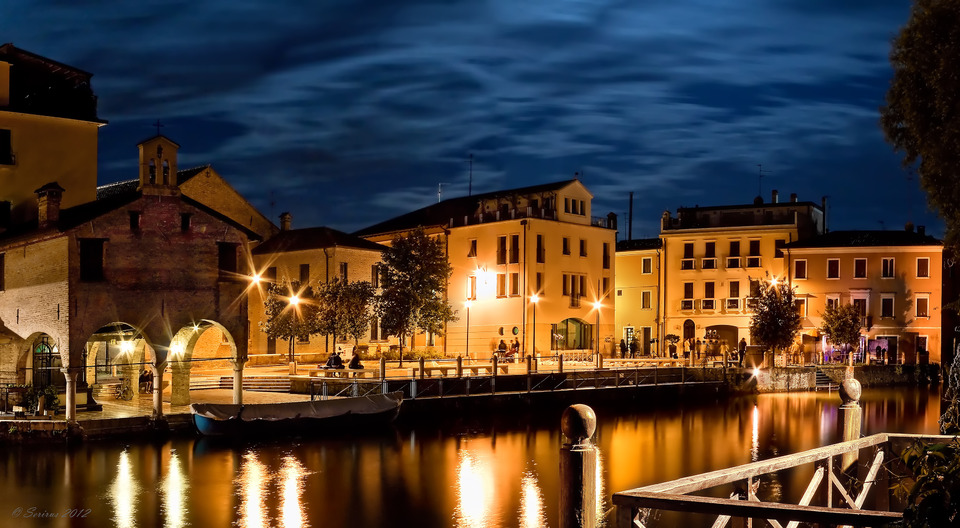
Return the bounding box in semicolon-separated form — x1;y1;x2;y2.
0;386;944;528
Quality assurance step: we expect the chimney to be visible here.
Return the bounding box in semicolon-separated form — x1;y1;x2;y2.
279;212;292;231
905;222;915;233
771;189;779;203
35;182;65;229
790;193;797;203
918;225;926;236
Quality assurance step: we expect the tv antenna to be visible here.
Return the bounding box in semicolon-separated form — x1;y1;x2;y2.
437;182;449;203
757;164;770;196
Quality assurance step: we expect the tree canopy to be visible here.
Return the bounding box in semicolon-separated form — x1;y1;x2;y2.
377;227;456;351
880;0;960;248
818;303;863;350
316;278;375;345
749;279;802;353
259;279;321;359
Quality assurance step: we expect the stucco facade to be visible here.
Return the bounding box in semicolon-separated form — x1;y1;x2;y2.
614;238;661;356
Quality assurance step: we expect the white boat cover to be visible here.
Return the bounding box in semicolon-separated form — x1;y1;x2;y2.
190;392;402;422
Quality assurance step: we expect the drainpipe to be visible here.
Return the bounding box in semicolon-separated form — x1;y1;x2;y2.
521;219;528;354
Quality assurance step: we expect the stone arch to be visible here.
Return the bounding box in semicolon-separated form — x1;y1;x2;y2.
84;322;155;387
15;331;67;387
683;319;696;342
167;319;241;406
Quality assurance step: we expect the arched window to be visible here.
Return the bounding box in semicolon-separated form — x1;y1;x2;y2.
148;159;156;184
162;160;170;185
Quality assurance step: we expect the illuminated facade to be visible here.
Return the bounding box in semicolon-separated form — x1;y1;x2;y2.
0;43;103;225
356;179;618;357
785;228;944;364
614;238;661;355
247;221;387;358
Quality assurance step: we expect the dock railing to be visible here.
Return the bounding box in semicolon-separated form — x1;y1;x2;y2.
612;432;953;528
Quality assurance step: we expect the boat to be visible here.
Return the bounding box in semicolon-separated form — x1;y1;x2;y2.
190;392;403;436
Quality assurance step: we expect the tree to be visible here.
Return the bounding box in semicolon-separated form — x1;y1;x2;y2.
880;0;960;248
316;278;375;346
818;303;863;354
377;227;456;353
749;279;802;355
259;279;320;363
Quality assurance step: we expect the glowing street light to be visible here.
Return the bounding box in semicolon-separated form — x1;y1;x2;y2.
593;300;602;357
530;294;539;358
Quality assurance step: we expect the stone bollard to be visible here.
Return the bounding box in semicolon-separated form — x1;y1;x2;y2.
838;377;862;471
526;355;533;374
379;357;386;380
560;404;597;528
419;357;425;380
559;354;564;374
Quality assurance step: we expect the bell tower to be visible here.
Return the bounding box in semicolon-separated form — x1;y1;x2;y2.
137;135;180;196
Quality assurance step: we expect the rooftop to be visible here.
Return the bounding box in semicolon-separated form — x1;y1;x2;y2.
0;43;103;123
252;226;386;255
786;229;941;249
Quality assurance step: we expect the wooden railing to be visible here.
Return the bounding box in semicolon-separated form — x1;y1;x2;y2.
612;432;954;527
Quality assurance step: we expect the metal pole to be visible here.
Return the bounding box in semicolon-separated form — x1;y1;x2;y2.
466;305;470;359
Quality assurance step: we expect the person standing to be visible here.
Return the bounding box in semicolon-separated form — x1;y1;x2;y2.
629;339;638;358
695;338;702;360
738;338;747;367
619;339;628;358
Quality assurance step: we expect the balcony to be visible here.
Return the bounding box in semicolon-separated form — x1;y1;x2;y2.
680;299;694;311
701;258;717;270
746;256;762;268
680;259;696;270
746;297;758;311
725;298;741;311
701;299;716;311
726;257;740;269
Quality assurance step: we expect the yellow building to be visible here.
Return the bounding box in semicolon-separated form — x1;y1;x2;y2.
357;179;618;358
0;43;104;225
659;192;825;358
785;227;944;364
247;218;387;361
614;238;661;355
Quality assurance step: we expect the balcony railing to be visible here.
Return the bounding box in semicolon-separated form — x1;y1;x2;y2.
680;259;696;270
746;256;762;268
701;299;715;311
725;298;740;311
726;257;740;269
680;299;694;311
701;258;717;270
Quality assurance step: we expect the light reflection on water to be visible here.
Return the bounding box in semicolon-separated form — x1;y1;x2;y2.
0;386;943;528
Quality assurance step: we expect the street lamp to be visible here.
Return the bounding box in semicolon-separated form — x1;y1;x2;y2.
288;293;300;374
594;300;602;357
530;294;539;358
464;300;471;358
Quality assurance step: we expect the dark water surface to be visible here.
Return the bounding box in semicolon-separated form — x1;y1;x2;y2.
0;386;943;527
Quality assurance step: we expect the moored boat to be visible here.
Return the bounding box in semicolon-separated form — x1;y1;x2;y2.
190;392;402;436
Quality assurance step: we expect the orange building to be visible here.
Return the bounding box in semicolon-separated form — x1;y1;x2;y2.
785;227;944;364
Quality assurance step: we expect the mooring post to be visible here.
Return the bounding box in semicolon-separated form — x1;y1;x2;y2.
379;357;386;380
838;376;862;471
558;354;564;374
560;404;598;528
419;357;425;380
456;356;463;378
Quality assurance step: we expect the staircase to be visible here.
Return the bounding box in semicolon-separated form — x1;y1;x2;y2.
815;368;838;391
189;376;290;393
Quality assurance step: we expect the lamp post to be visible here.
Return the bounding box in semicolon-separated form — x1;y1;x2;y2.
594;300;602;358
464;300;471;358
531;294;539;358
288;293;300;375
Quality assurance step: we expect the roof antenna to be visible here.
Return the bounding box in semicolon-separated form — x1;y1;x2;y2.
468;153;473;197
438;182;448;203
757;164;770;196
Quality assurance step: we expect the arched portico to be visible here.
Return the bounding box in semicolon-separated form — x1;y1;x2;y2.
169;319;245;408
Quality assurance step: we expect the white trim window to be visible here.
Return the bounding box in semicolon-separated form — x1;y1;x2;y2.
854;258;867;279
882;257;895;278
826;259;840;280
641;257;653;274
794;259;807;280
794;297;807;317
880;294;895;319
641;290;652;310
916;294;930;318
917;257;930;279
826;294;841;311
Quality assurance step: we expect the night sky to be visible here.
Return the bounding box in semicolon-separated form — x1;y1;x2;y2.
4;1;942;238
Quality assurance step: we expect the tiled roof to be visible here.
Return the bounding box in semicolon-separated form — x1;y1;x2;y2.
252;227;386;255
354;179;579;236
786;230;941;249
177;165;210;184
96;164;212;199
617;238;661;252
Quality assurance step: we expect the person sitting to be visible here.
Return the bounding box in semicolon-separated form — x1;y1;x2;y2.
348;354;363;369
324;352;345;369
138;369;153;393
497;340;508;358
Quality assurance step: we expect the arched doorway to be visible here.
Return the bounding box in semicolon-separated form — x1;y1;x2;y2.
683;319;696;342
31;335;62;389
168;320;241;407
85;323;149;386
551;318;591;351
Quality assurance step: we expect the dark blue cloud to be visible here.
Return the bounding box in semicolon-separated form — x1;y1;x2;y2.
4;0;940;236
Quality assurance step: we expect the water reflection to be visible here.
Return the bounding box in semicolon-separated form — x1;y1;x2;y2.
519;471;545;528
280;455;308;528
751;404;759;462
109;450;138;528
237;452;269;528
455;448;494;528
162;450;188;528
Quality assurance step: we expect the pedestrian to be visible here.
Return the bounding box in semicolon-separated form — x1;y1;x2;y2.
682;338;690;359
738;338;747;367
695;338;702;360
348;353;363;369
629;339;638;358
619;339;627;358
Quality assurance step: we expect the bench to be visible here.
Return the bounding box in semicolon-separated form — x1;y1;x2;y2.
308;369;376;379
407;364;510;377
